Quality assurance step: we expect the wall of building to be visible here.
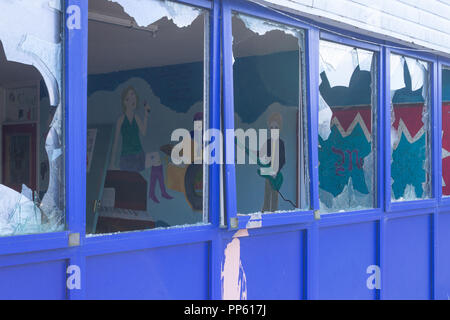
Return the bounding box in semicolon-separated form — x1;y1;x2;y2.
262;0;450;56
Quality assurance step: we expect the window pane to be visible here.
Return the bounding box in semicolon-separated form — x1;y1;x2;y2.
87;0;209;234
318;41;377;213
442;67;450;196
390;54;431;201
232;13;309;215
0;1;64;236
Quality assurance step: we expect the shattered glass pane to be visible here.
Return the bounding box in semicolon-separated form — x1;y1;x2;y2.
319;40;377;213
390;54;431;201
87;0;209;234
232;13;309;215
442;67;450;196
0;0;64;237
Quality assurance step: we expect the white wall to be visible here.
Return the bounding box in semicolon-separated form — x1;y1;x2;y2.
260;0;450;56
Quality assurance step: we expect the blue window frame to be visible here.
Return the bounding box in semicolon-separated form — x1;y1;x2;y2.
0;0;68;254
317;37;380;214
84;0;221;236
439;58;450;205
221;0;318;230
0;0;448;301
385;48;438;212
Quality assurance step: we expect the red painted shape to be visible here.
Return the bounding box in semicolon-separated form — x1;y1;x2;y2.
332;106;372;134
391;103;425;138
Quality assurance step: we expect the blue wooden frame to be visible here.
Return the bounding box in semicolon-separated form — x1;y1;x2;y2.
0;0;220;300
439;57;450;206
0;0;449;300
436;56;450;300
82;0;221;242
319;31;383;214
221;0;317;231
385;48;438;212
77;0;220;299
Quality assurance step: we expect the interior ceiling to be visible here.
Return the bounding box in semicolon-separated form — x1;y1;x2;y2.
88;0;300;75
0;0;302;84
88;0;206;74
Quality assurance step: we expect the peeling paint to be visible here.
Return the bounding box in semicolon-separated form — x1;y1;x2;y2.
246;213;262;229
233;229;249;238
221;229;249;300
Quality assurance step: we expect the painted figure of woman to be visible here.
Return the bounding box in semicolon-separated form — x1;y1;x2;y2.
110;86;150;172
110;86;173;203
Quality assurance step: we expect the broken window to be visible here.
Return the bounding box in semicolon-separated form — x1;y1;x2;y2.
87;0;209;234
318;40;377;213
0;0;64;237
390;54;431;201
232;13;309;215
442;67;450;196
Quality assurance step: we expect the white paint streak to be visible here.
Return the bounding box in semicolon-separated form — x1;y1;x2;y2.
233;229;249;238
221;230;249;300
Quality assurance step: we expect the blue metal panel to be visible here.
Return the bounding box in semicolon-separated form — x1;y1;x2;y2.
436;211;450;299
238;230;305;299
384;215;432;299
318;223;378;300
0;260;67;300
86;243;210;300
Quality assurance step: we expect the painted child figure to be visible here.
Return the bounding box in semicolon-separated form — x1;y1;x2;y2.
148;151;173;203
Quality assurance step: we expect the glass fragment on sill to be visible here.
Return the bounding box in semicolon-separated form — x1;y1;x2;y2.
0;0;64;236
109;0;202;28
0;185;41;236
319;173;373;214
